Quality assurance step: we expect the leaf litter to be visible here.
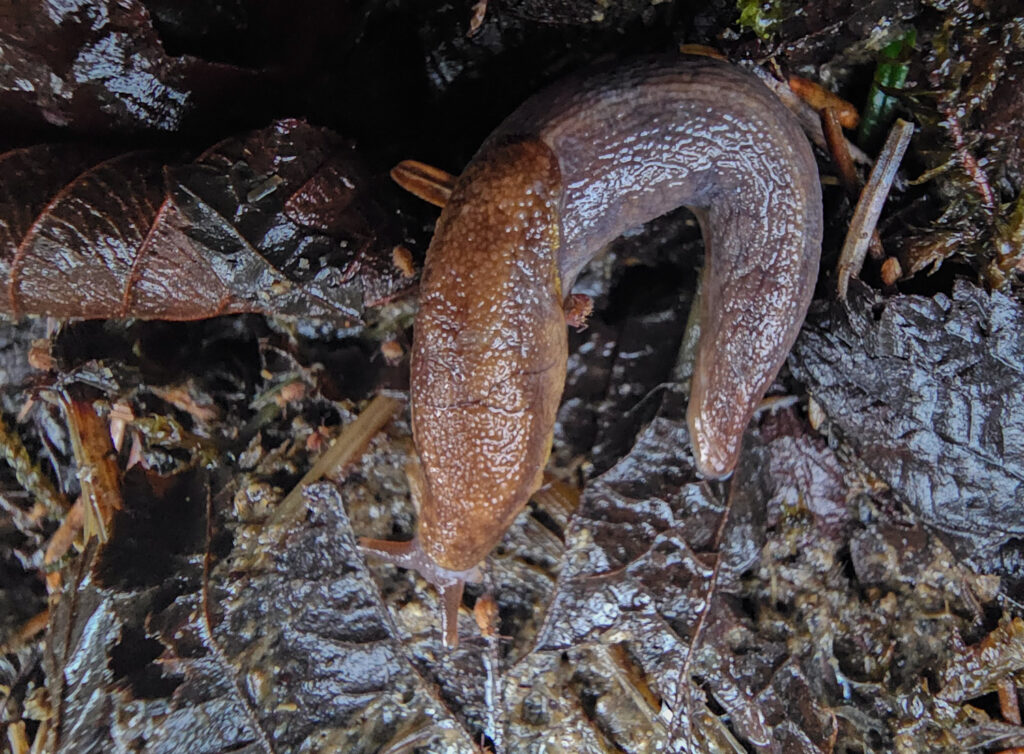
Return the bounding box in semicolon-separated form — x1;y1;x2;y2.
1;0;1024;752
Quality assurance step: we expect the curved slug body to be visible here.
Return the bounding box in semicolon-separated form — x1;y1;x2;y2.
366;56;822;646
495;57;822;477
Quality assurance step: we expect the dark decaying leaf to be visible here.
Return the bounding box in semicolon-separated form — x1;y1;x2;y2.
12;150;169;321
42;469;213;754
0;120;406;322
790;280;1024;565
0;145;115;288
0;0;260;133
534;390;846;752
43;467;476;753
533;378;1019;752
184;485;468;752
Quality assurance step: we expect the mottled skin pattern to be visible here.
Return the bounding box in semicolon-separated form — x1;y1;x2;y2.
412;139;567;571
364;56;822;646
494;55;822;477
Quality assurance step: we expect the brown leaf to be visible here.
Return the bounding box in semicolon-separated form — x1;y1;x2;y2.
11;151;168;318
0;121;407;322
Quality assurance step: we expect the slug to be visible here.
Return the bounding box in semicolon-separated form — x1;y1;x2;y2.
362;55;822;647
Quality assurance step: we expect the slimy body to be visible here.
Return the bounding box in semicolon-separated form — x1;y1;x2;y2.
363;55;822;646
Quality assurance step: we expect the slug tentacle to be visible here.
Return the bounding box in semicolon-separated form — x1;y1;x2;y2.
359;536;480;648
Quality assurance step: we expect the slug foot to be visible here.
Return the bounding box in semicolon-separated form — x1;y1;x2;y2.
359;535;482;648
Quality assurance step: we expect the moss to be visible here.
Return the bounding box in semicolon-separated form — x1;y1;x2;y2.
736;0;789;40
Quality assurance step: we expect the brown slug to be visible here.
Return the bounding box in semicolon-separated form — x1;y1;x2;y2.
362;55;822;647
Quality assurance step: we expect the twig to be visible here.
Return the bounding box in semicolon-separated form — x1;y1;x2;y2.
822;108;859;198
943;106;997;215
822;107;885;262
789;76;859;129
7;720;29;754
377;723;440;754
0;608;50;653
272;393;403;525
603;643;665;731
750;65;872;166
1000;679;1022;726
836;119;915;300
57;391;122;543
43;497;84;593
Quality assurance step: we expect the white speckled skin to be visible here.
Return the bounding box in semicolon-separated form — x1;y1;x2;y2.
411;55;822;574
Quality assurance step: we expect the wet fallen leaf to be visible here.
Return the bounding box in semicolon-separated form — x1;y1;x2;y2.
791;281;1024;570
0;0;261;133
0;121;407;322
